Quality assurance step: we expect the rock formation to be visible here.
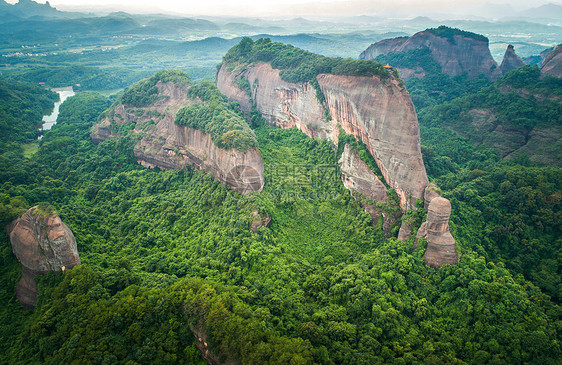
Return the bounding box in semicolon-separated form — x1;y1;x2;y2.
360;26;502;80
9;206;80;308
541;45;562;78
217;63;428;211
338;143;400;236
338;144;388;204
92;79;264;195
500;45;526;74
417;197;458;267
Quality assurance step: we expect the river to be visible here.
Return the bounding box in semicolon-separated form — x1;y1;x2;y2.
40;86;75;133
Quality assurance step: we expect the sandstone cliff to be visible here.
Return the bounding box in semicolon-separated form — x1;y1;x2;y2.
360;26;502;80
217;63;428;210
92;77;264;194
541;45;562;78
217;63;330;139
416;197;458;267
338;143;400;236
500;45;526;75
9;206;80;308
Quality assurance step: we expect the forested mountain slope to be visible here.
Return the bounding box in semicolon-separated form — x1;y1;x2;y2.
0;69;560;364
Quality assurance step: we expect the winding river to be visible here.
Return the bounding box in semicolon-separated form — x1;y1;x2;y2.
40;86;75;132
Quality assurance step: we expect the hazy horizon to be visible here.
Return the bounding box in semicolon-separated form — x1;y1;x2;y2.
5;0;562;18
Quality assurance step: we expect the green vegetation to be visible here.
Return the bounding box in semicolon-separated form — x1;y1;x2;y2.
417;65;562;165
121;70;192;107
176;81;258;152
8;66;150;92
0;79;560;364
376;47;442;75
223;37;391;85
416;65;562;301
0;78;58;145
426;25;489;44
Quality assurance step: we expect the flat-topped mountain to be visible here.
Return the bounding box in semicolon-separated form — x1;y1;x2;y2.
360;26;502;80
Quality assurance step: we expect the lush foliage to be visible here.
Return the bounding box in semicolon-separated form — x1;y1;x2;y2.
121;70;192;107
0;78;58;145
223;37;391;85
417;65;562;167
8;65;150;92
0;81;560;364
176;81;258;152
376;47;442;75
426;25;489;44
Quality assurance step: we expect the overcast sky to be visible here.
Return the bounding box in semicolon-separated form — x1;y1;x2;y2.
6;0;558;17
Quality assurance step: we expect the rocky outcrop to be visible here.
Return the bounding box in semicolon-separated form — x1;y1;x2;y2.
9;206;80;308
217;63;428;211
338;144;388;203
338;143;400;236
360;27;502;80
318;73;428;210
217;63;330;139
92;80;264;194
417;197;458;267
541;45;562;78
500;45;526;74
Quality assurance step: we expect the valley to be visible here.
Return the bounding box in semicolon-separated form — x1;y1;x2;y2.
0;1;560;364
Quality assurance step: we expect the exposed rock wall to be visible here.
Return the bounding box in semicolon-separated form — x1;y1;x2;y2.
10;207;80;308
92;81;264;194
541;45;562;78
217;63;429;211
136;125;264;194
338;143;388;203
318;73;428;210
360;30;502;79
500;45;526;74
217;63;331;139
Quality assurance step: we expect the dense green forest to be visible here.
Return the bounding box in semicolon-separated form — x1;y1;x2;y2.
176;81;258;152
223;37;394;85
0;78;58;145
0;70;560;364
414;65;562;302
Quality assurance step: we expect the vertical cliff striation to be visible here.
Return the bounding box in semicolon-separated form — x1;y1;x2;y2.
541;45;562;78
217;63;330;139
9;206;80;308
92;71;264;194
318;73;428;210
217;62;428;210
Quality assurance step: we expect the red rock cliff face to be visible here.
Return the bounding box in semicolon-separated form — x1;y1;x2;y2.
217;63;331;139
217;63;429;210
500;45;526;75
10;207;80;308
318;73;428;210
360;30;502;80
92;81;264;194
541;45;562;78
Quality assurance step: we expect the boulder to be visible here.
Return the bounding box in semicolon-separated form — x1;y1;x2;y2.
9;206;80;308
